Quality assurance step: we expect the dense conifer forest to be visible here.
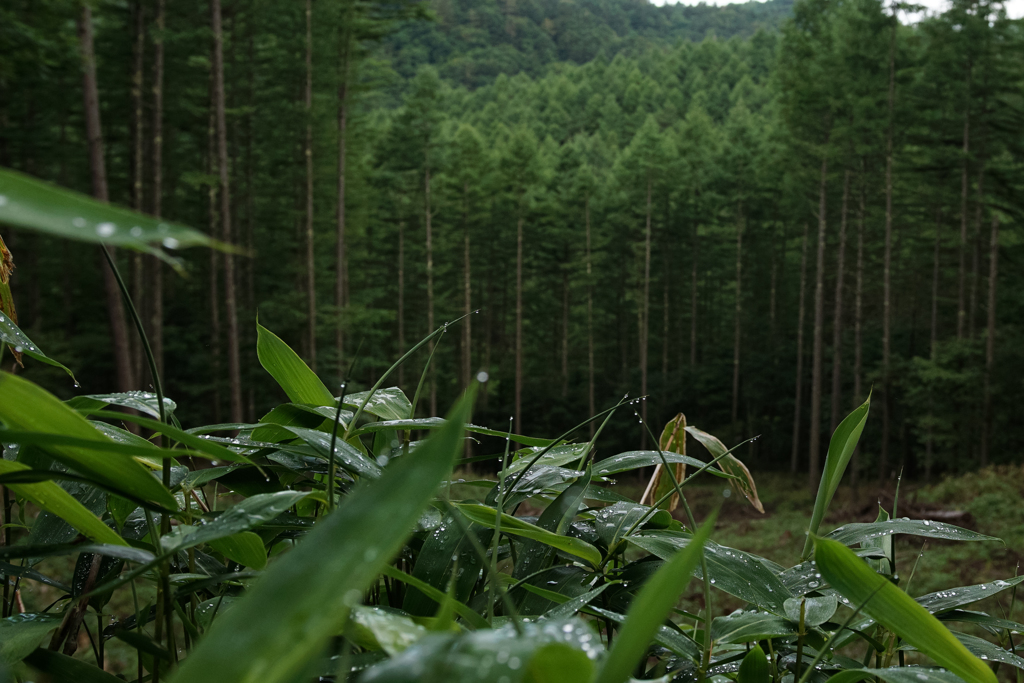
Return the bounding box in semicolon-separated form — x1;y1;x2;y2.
1;0;1021;484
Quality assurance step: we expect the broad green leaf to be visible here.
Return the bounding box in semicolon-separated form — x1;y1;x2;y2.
507;444;590;473
0;542;152;563
738;645;771;683
456;503;602;567
916;576;1024;613
899;631;1024;670
595;510;715;683
350;606;428;656
712;610;796;644
587;604;702;660
514;468;593;580
67;392;176;419
593;450;716;477
936;609;1024;633
826;519;1001;546
784;595;838;626
208;532;267;570
279;425;382;479
827;667;977;683
593;502;672;549
813;536;996;683
0;374;176;509
0;312;75;380
402;508;492;616
343;388;414;421
256;323;334;406
162;491;307;553
382;565;489;630
359;620;602;683
0;460;124;546
167;388;474;683
685;427;763;512
0;614;61;666
0;168;217;253
803;395;871;557
628;530;792;613
541;584;611;621
79;408;251;465
23;648;123;682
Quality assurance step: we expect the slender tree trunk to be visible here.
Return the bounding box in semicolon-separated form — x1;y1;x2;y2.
561;265;569;399
957;63;971;340
880;16;896;482
462;183;472;392
585;195;595;437
425;156;436;416
979;214;999;466
130;0;145;387
150;0;165;379
79;4;135;395
212;0;242;423
207;99;222;424
809;148;829;492
791;223;810;474
640;173;652;444
336;27;350;377
515;208;524;428
304;0;317;371
732;201;743;427
925;209;941;481
968;154;985;339
830;170;850;433
851;168;865;486
690;219;698;367
397;220;405;390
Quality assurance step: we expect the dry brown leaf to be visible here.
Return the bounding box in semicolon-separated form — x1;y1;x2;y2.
0;234;22;366
685;425;764;514
641;413;688;511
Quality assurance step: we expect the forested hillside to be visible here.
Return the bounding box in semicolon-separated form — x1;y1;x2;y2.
1;0;1021;485
383;0;794;85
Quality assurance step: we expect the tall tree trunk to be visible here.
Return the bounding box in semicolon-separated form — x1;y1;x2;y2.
212;0;242;423
79;4;135;395
829;170;850;433
790;222;810;474
690;219;698;368
880;15;896;482
851;168;865;486
130;0;145;387
956;62;971;340
732;201;743;427
304;0;317;371
585;195;595;437
336;26;350;377
397;220;405;390
925;209;941;481
968;153;985;339
150;0;165;379
207;99;222;425
462;183;472;392
979;214;999;466
515;208;524;428
561;265;569;399
809;147;829;491
640;173;652;444
425;156;436;416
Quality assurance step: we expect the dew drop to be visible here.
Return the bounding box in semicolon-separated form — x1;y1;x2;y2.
130;226;143;237
476;370;489;383
96;222;117;237
0;195;7;207
72;217;86;227
162;237;180;249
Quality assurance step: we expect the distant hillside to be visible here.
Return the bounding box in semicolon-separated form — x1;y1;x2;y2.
381;0;794;86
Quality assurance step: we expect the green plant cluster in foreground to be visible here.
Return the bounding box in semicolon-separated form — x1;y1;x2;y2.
0;167;1021;683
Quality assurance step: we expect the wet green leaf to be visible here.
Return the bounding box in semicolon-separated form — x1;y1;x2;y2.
167;388;474;683
207;532;267;570
825;519;1001;546
0;313;74;380
256;323;334;406
456;503;602;567
0;614;62;666
813;536;996;683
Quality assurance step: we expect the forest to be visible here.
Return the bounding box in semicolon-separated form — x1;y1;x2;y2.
3;0;1019;485
0;0;1023;681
